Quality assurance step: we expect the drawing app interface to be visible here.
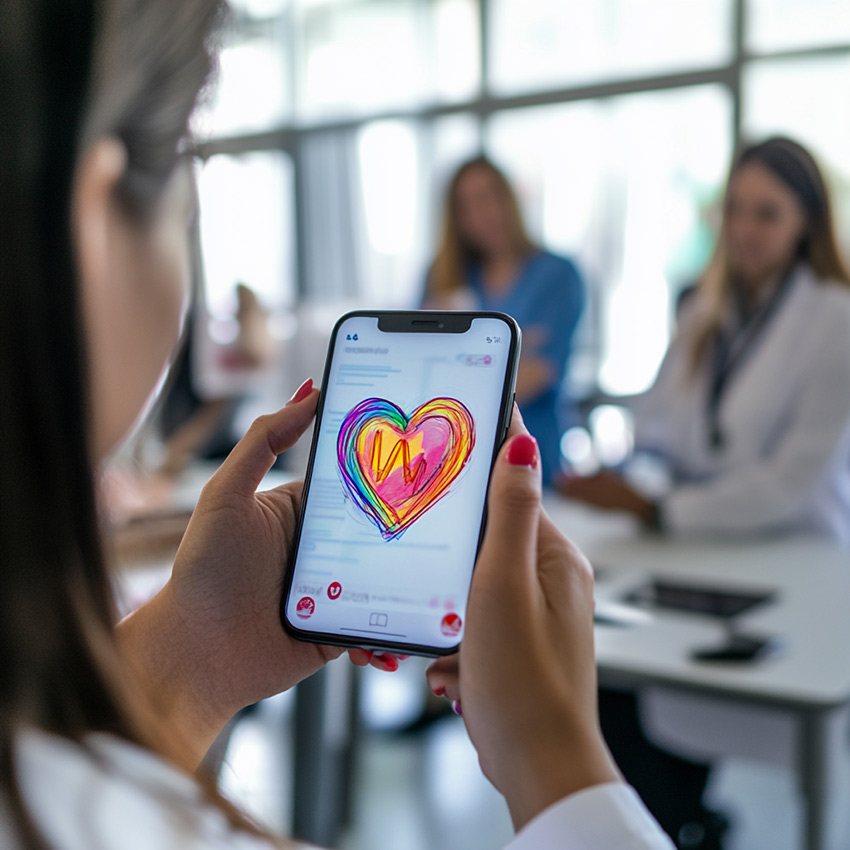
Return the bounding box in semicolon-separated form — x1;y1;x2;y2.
286;316;513;650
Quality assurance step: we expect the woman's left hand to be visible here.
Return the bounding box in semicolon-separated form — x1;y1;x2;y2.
559;470;658;526
118;380;397;764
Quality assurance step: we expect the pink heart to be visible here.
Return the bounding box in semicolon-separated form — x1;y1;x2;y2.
337;397;476;539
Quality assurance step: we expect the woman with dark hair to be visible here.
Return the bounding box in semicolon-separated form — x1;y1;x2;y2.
425;157;586;485
0;1;674;849
563;137;850;542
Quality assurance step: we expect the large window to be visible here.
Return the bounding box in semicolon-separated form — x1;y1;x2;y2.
295;0;480;121
196;150;296;317
356;115;481;305
194;0;850;400
745;0;850;53
742;54;850;253
487;85;731;394
488;0;733;95
193;3;292;137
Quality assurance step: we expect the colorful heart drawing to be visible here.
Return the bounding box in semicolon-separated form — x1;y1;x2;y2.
337;397;475;540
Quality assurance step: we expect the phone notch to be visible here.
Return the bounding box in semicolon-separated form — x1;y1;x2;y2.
377;312;473;333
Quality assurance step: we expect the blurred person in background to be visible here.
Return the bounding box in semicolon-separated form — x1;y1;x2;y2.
0;1;676;849
424;156;586;485
156;282;277;478
561;136;850;849
100;282;278;562
562;137;850;542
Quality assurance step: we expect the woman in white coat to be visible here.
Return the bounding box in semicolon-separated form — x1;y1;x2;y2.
563;137;850;542
0;1;673;849
562;137;850;848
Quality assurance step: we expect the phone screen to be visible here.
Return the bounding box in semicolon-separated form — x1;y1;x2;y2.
282;312;518;654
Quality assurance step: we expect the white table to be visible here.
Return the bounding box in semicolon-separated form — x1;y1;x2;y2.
544;496;850;850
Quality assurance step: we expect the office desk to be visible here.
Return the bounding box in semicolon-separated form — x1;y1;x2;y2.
544;496;850;850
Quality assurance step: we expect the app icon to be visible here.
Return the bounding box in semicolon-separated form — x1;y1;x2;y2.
327;581;342;600
441;612;462;637
296;597;315;619
369;612;388;627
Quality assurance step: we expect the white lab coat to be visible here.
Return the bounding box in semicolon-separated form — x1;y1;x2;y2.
633;264;850;541
6;729;673;850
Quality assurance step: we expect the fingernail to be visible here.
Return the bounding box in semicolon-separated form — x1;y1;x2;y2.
375;654;399;672
288;378;313;405
452;700;462;716
396;655;410;661
432;686;446;697
505;434;538;468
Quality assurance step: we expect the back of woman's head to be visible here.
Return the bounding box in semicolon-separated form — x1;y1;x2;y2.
0;0;222;845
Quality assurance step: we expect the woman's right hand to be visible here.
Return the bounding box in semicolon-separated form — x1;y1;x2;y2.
427;412;620;831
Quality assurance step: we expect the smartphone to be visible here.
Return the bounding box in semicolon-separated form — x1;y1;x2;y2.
280;310;521;657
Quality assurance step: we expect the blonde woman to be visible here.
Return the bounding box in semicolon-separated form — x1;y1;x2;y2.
564;137;850;542
426;157;585;485
563;137;850;848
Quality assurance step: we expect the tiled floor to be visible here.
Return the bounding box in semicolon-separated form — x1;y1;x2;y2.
219;661;833;850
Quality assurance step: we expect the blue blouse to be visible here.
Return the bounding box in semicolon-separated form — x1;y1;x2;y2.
468;251;585;484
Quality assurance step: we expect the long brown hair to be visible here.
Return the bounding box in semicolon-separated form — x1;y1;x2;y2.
0;1;283;848
688;136;850;369
428;156;536;299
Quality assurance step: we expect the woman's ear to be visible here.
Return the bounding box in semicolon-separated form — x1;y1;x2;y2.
72;136;127;298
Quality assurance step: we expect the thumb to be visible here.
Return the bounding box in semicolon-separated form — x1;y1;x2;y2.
208;379;319;497
476;430;542;588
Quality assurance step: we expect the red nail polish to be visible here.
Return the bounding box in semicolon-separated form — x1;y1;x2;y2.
289;378;313;404
505;434;538;468
432;686;446;697
380;656;399;672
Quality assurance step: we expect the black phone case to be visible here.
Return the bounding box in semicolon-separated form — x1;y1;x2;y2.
279;309;521;657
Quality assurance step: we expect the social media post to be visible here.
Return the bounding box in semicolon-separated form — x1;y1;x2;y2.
287;316;512;648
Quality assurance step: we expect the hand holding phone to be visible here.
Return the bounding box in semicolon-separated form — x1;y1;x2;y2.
280;311;520;656
425;420;621;830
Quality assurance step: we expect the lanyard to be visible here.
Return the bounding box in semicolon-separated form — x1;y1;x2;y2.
706;267;797;451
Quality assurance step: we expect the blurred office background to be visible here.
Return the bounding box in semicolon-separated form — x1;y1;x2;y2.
169;3;850;848
192;0;850;420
